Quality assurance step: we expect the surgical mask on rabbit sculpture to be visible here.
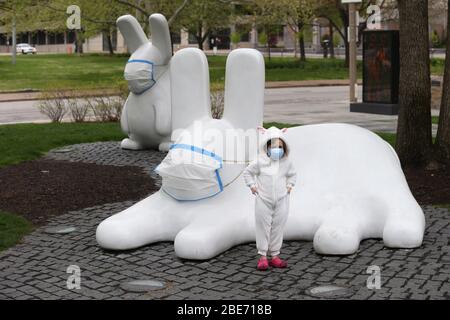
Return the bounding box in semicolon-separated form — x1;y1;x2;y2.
124;59;157;94
268;147;284;160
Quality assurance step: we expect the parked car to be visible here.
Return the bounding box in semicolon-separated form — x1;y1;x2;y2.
16;43;37;54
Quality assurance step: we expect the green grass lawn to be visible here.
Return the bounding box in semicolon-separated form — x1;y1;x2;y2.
0;54;444;92
0;53;128;92
0;122;126;167
209;56;363;83
0;54;361;92
0;211;33;252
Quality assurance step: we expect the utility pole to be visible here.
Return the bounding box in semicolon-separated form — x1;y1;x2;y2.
342;0;361;103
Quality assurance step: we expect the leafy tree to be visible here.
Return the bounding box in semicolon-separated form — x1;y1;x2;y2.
315;0;389;67
178;0;232;50
250;0;284;60
114;0;190;28
277;0;315;61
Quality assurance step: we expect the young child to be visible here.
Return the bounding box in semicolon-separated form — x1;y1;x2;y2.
243;126;297;271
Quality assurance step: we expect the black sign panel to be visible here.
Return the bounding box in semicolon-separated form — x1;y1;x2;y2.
363;30;399;104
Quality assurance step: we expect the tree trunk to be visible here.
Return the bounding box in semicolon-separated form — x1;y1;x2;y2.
396;0;432;167
75;30;83;55
329;24;335;58
298;23;306;62
293;33;298;58
197;22;203;50
336;1;349;67
106;31;114;55
435;0;450;163
299;31;306;62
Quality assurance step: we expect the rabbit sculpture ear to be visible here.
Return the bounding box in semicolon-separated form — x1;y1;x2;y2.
257;126;267;133
117;15;148;53
149;13;172;64
281;128;288;133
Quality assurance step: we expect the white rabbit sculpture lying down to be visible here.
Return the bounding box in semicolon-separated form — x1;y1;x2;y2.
96;31;425;259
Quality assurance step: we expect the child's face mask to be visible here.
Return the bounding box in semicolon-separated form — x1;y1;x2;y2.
268;147;284;160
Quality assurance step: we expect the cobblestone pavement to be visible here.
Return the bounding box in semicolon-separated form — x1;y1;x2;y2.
0;142;449;300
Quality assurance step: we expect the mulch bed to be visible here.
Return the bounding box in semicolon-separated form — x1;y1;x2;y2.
0;158;448;226
404;164;450;205
0;159;158;225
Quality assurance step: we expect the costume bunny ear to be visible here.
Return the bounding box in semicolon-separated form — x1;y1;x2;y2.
116;15;148;53
281;128;288;133
149;13;172;64
257;126;266;133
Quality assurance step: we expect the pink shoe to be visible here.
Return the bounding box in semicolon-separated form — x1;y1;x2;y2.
269;256;287;268
257;257;269;271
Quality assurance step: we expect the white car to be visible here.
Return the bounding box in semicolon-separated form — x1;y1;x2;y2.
16;43;37;54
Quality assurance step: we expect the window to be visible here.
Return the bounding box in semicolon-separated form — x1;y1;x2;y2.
19;33;28;43
56;33;65;44
171;31;181;44
188;31;197;44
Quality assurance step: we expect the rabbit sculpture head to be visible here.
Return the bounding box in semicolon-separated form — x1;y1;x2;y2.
117;14;173;151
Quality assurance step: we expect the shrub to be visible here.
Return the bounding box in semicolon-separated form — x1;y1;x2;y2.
66;94;89;123
88;95;123;122
37;92;68;123
210;90;224;119
258;32;268;46
431;30;441;48
230;32;241;47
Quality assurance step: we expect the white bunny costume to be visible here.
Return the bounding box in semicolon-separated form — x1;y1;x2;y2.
243;127;297;257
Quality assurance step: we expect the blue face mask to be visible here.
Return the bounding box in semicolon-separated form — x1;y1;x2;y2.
268;147;284;160
124;59;156;94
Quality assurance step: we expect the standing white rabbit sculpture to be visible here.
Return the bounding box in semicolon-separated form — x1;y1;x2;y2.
118;13;172;151
97;18;425;260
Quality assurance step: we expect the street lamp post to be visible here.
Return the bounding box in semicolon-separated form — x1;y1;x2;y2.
342;0;361;103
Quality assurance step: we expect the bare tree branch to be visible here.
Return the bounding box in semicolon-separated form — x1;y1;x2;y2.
167;0;190;25
115;0;149;16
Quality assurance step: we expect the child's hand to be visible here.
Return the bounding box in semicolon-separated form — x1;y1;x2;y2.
250;186;258;195
287;186;292;194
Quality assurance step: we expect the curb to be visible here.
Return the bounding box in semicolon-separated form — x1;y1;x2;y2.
0;89;120;103
0;80;363;103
